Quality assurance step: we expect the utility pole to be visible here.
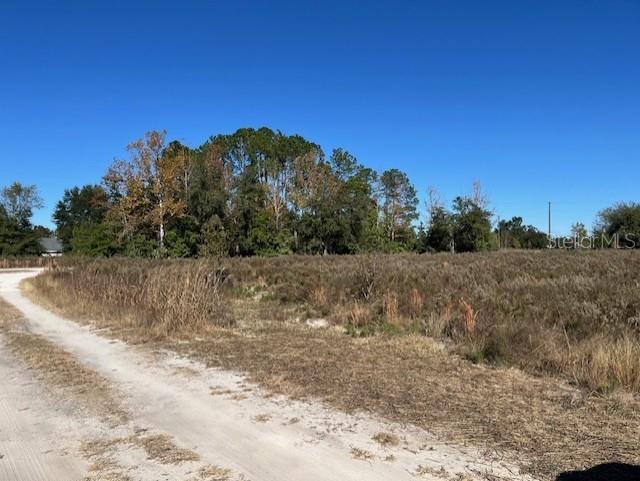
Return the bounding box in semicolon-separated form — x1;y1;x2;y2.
548;201;552;239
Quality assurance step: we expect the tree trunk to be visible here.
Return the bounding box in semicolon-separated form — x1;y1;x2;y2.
159;199;165;250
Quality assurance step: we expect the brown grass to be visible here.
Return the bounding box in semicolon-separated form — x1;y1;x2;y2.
458;299;478;335
219;251;640;393
382;290;399;323
25;258;232;338
82;432;199;464
350;446;375;461
408;288;423;319
252;413;271;423
372;432;400;447
127;432;200;463
415;465;453;479
198;465;232;481
573;335;640;393
81;432;217;481
166;326;638;479
22;252;640;478
311;286;327;310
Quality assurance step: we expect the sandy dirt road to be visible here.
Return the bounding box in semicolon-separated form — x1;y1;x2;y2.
0;269;534;481
0;340;87;481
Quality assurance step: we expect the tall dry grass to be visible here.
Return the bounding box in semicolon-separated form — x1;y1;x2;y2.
24;250;640;392
223;251;640;393
573;336;640;393
27;258;232;337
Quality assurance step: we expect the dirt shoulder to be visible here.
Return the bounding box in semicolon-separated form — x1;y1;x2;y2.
17;269;640;480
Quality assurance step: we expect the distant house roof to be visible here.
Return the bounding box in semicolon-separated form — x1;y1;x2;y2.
39;237;63;253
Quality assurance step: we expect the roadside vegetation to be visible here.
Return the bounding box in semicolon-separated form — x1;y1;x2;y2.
20;252;640;479
27;251;640;394
27;259;231;337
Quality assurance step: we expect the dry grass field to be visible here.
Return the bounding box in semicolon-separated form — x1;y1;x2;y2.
30;251;640;392
22;251;640;478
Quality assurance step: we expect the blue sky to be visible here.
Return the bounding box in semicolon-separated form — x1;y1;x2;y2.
1;0;638;235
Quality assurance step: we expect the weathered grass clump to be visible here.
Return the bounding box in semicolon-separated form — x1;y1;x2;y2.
27;258;232;337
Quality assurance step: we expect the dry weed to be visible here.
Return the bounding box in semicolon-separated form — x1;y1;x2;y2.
382;290;399;323
19;252;640;478
458;299;477;335
28;251;640;393
372;432;400;447
252;413;271;423
574;335;640;392
415;465;451;479
311;286;327;308
350;447;375;461
348;302;372;327
127;432;200;463
408;288;423;318
198;465;231;480
421;312;449;337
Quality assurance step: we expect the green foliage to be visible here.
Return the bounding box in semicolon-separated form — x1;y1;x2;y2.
53;185;108;250
425;206;454;252
247;210;292;256
198;216;229;257
69;222;118;256
595;202;640;248
0;183;44;256
496;216;548;249
380;169;418;248
451;196;495;252
40;127;561;258
124;233;157;258
0;205;41;256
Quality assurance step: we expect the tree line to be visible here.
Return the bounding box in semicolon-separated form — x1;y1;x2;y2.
2;127;639;256
50;128;503;257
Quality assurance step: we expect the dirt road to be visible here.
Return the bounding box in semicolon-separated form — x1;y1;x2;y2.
0;269;533;481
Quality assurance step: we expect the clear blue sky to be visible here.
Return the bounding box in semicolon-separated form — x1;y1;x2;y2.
1;0;638;235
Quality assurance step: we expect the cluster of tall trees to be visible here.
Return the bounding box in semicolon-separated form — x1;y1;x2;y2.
48;128;566;257
7;127;640;258
54;128;488;257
